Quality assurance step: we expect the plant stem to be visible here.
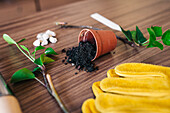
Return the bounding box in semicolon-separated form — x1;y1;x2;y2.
28;52;35;61
34;52;36;59
35;77;46;87
16;44;35;62
157;39;162;42
40;66;68;112
143;39;149;44
40;65;52;95
116;36;135;47
46;74;69;113
142;39;162;46
142;43;149;46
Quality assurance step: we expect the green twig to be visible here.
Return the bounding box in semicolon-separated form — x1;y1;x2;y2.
33;52;36;59
142;39;162;46
16;44;35;62
46;74;69;113
142;39;149;44
156;39;162;42
3;34;67;112
35;77;46;87
40;65;53;95
28;52;35;61
142;43;149;46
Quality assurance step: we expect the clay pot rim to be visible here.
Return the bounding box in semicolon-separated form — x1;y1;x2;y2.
78;29;99;61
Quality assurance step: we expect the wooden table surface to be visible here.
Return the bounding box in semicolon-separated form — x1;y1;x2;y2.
0;0;170;113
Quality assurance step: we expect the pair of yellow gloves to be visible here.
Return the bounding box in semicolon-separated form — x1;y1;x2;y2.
82;63;170;113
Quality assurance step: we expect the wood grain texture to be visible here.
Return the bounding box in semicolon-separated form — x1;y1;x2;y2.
0;0;36;23
0;0;170;113
39;0;83;11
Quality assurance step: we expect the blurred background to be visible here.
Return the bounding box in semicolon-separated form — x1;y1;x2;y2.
0;0;82;23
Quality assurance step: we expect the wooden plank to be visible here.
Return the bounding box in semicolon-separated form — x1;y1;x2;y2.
0;0;169;113
0;0;36;23
39;0;82;11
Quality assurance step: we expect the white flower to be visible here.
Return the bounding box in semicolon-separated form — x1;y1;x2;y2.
33;30;57;46
41;39;48;46
42;33;49;40
33;40;41;46
49;37;57;43
46;30;56;36
36;33;43;39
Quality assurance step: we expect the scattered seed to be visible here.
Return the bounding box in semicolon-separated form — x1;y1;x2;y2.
95;66;99;70
62;49;66;53
77;65;81;70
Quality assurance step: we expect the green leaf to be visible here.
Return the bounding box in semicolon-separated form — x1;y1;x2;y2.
121;27;133;42
147;28;156;44
34;55;55;65
32;51;35;55
32;67;41;72
131;31;137;43
34;58;41;66
17;38;26;44
35;46;45;52
3;34;16;44
151;26;162;37
147;40;163;50
43;56;55;64
45;47;58;55
34;54;44;66
136;26;147;44
147;28;164;50
32;46;45;58
10;68;35;83
33;46;45;55
162;29;170;46
20;45;30;53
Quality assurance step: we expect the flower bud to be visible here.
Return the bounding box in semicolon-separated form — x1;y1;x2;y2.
42;33;49;40
49;37;57;43
46;30;56;36
41;39;48;46
33;40;40;46
36;33;43;39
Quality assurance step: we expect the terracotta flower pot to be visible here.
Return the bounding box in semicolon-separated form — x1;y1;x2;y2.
78;29;117;61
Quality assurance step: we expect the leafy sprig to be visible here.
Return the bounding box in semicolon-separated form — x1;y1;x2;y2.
121;26;170;50
3;34;69;113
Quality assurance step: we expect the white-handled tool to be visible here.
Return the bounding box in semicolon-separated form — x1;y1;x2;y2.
91;13;135;47
90;13;122;31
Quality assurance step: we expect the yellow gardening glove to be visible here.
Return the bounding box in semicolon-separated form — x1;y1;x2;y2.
95;93;170;113
107;69;119;78
82;98;100;113
115;63;170;78
92;81;104;97
100;77;170;97
81;81;104;113
91;69;119;97
101;63;170;97
82;63;170;113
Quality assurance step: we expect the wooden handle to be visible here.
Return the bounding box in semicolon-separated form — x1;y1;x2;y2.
0;95;22;113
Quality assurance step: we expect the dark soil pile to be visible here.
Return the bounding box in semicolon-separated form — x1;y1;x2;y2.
62;41;98;72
